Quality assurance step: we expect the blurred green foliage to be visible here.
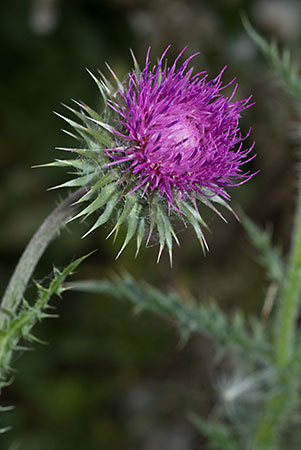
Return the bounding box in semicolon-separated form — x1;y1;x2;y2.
0;0;300;449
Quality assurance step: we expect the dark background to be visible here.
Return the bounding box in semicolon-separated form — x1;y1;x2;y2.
0;1;300;449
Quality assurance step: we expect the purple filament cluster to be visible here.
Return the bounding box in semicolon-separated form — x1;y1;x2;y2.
105;47;256;206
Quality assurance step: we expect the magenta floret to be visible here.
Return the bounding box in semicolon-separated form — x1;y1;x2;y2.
105;47;256;207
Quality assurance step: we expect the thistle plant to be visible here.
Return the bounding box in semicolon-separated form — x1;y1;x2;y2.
49;46;256;262
0;21;300;450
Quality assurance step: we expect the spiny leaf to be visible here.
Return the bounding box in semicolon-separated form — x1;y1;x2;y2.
0;254;89;394
242;14;301;103
241;214;284;283
67;274;271;361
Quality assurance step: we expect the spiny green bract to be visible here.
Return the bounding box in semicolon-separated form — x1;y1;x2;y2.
45;58;238;265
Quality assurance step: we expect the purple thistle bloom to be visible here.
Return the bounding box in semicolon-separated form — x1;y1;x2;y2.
105;46;256;208
54;47;257;262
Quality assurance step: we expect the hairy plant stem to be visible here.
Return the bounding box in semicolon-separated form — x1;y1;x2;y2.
276;175;301;366
0;187;87;330
251;172;301;450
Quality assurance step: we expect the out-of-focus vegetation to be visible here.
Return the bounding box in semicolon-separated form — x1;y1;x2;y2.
0;1;300;449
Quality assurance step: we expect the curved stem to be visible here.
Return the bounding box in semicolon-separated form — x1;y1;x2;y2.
0;187;87;330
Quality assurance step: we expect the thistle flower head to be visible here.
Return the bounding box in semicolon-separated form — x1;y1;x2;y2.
49;47;256;263
107;47;255;206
